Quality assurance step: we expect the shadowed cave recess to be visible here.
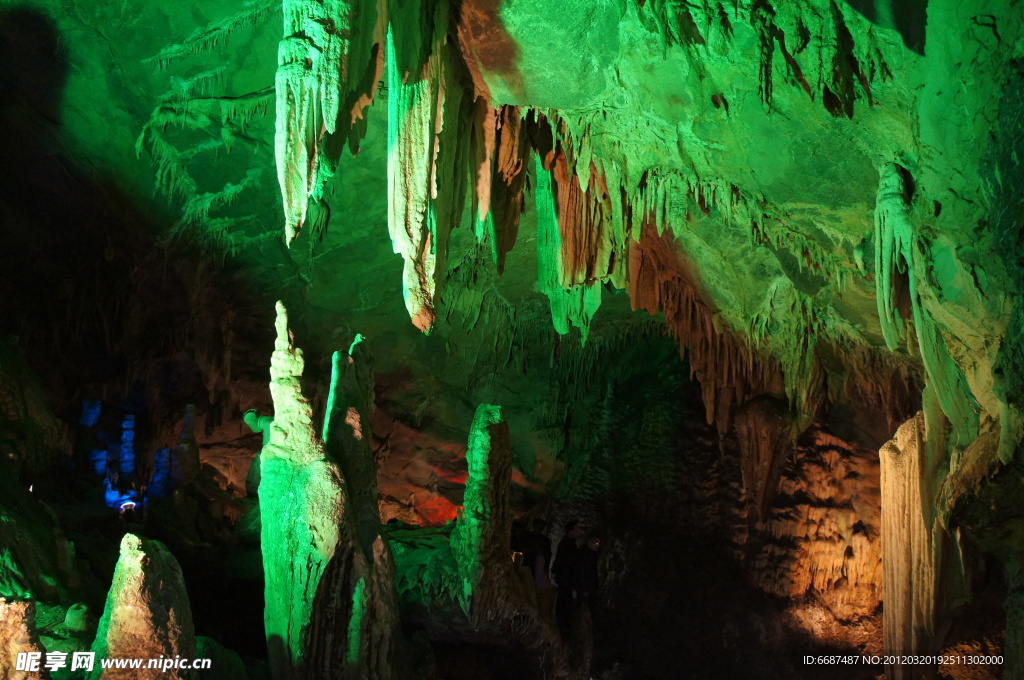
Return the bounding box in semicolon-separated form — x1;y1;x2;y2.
0;0;1021;679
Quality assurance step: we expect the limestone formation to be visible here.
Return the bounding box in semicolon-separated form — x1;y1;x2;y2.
260;302;399;680
0;599;49;680
880;412;970;680
89;534;196;680
450;404;513;622
389;404;571;677
1;0;1023;676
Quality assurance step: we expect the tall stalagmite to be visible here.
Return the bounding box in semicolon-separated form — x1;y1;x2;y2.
450;403;512;624
260;302;397;680
880;411;968;680
320;338;401;680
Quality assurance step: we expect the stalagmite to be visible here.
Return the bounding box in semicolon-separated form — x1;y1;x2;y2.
260;301;343;677
450;404;512;623
387;404;571;677
260;302;398;680
0;599;48;680
879;410;968;680
320;337;401;680
89;534;196;680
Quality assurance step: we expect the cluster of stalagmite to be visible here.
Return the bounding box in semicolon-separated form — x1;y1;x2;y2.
260;302;399;680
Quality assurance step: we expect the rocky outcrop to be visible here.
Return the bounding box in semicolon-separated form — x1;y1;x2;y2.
0;599;49;680
755;426;882;623
89;534;195;680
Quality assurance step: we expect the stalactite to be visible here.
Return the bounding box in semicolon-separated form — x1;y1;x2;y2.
549;150;614;286
275;0;382;244
628;223;778;437
828;342;920;430
874;162;979;446
472;103;497;226
747;278;828;418
148;0;278;68
275;0;348;242
534;154;602;341
385;0;474;333
483;106;528;273
734;396;790;523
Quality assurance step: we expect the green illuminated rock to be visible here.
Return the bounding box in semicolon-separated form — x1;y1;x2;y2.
3;0;1024;672
450;404;512;621
260;302;398;680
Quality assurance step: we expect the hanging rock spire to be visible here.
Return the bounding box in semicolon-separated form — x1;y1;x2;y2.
275;0;383;244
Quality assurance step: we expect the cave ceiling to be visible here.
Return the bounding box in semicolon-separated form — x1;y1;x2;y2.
1;0;1022;510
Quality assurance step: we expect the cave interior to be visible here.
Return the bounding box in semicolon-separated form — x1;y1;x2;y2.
0;0;1022;679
